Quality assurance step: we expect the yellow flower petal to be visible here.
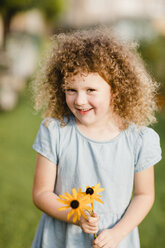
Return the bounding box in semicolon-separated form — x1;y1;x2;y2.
93;195;101;198
81;196;91;204
94;183;100;189
96;188;105;193
73;212;78;222
57;198;69;204
67;208;74;220
77;209;81;220
72;188;77;198
59;194;69;200
94;198;104;204
64;192;73;200
58;206;70;211
80;209;88;219
89;198;94;203
83;205;92;211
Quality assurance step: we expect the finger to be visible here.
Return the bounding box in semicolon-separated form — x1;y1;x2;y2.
93;235;104;246
96;239;107;248
84;210;92;218
94;235;111;248
92;212;99;217
83;224;98;233
82;220;99;228
88;216;99;224
89;225;99;230
84;225;98;231
93;242;99;248
82;226;98;234
83;230;97;234
80;215;95;225
87;222;99;229
85;211;99;220
104;244;113;248
88;217;99;223
80;221;98;233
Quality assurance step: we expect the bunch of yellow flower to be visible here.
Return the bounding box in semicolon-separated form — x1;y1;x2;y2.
57;183;105;231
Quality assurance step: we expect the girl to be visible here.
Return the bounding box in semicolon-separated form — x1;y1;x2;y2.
32;29;162;248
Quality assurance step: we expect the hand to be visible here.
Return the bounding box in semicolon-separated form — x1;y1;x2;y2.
79;212;99;234
93;228;120;248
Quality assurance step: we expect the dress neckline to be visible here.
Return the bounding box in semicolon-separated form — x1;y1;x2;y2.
72;117;125;144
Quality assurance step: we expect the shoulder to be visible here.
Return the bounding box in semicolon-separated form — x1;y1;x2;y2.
33;118;64;163
128;125;162;172
132;125;160;148
124;123;161;160
125;123;160;145
39;117;76;144
135;126;161;157
41;118;60;129
41;116;74;131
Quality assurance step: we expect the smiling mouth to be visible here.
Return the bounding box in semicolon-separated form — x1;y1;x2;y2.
76;108;93;114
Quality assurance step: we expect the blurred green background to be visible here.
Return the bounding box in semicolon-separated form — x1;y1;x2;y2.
0;1;165;247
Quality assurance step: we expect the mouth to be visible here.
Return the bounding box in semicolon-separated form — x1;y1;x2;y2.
76;108;93;115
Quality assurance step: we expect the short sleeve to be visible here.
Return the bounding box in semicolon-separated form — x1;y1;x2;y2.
134;127;162;173
32;119;59;164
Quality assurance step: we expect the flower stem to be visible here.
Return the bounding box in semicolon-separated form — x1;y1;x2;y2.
91;203;97;239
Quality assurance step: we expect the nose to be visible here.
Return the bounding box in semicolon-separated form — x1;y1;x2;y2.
74;92;87;106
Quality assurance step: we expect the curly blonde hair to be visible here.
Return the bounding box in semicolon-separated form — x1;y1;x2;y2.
33;28;159;129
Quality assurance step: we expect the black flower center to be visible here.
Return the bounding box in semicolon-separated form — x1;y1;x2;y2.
86;187;94;195
70;200;79;209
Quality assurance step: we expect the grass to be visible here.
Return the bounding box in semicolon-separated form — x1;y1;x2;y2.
0;85;164;247
138;113;165;247
0;85;42;248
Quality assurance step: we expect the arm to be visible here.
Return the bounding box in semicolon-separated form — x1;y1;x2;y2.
33;153;99;233
93;166;155;248
32;153;70;222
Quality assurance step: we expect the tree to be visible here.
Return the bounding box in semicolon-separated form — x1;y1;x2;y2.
0;0;65;48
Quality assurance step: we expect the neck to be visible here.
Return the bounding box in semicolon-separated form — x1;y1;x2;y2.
76;115;122;141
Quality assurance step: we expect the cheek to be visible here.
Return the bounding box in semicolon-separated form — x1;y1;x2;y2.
96;95;112;111
65;95;73;108
87;97;100;109
104;92;112;105
94;94;110;106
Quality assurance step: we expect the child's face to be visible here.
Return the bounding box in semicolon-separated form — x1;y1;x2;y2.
65;72;113;128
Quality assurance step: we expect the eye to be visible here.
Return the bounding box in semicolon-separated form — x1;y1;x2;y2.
87;88;96;93
65;89;76;94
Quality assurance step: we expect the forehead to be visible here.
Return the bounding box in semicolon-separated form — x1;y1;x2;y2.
66;72;110;88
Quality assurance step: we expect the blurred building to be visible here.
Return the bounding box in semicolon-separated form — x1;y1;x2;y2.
10;9;47;35
0;10;44;111
61;0;165;40
64;0;165;26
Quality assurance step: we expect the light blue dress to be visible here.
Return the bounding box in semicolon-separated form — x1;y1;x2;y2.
32;117;161;248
